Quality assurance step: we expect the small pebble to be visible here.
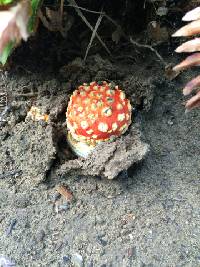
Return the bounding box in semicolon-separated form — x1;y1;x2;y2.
127;246;137;259
88;261;94;267
156;7;168;16
97;235;107;246
0;256;15;266
54;202;69;213
71;253;83;267
50;192;60;203
63;255;70;263
59;203;69;210
36;230;45;242
167;119;173;126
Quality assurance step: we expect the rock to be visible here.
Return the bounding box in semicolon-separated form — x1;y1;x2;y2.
71;253;83;267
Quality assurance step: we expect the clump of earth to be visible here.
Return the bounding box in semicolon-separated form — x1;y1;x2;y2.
0;54;155;188
1;2;200;265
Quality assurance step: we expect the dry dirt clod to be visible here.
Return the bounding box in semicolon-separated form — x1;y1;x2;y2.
53;124;149;180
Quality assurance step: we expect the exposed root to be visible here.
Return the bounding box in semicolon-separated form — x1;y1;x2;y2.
129;37;167;66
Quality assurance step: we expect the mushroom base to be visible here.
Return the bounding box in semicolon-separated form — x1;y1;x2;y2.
67;132;96;158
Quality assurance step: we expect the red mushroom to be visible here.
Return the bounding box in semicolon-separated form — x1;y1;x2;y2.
66;81;132;157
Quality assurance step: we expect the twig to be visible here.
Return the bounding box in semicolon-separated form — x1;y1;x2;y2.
38;9;53;31
13;92;38;97
67;4;121;29
104;14;121;29
65;2;166;65
57;185;73;202
60;0;64;18
67;0;111;55
66;4;105;15
103;14;167;67
84;13;103;61
129;37;167;66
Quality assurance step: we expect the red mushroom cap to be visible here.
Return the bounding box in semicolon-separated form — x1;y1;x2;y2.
66;81;132;144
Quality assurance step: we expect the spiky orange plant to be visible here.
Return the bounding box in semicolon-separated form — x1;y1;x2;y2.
173;7;200;111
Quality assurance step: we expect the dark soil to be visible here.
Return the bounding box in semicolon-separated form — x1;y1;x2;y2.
0;13;200;267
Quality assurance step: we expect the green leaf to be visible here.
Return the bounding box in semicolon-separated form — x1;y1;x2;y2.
0;0;14;4
28;0;42;33
0;41;14;65
0;0;42;64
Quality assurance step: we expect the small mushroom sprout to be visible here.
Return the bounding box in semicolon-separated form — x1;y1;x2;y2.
66;81;132;157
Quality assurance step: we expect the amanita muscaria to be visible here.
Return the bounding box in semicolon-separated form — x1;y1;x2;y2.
66;81;132;157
